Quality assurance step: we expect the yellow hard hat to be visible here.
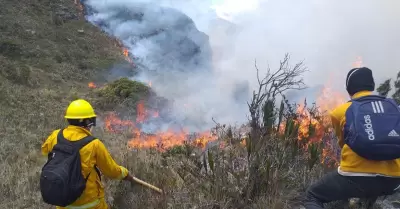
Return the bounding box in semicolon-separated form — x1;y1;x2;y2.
64;99;97;119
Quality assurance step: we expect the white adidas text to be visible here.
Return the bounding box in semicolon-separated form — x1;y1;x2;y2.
363;115;375;140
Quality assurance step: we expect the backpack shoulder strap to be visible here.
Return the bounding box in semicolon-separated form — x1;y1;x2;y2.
385;97;399;105
56;129;69;145
72;135;96;150
72;135;99;180
351;94;386;102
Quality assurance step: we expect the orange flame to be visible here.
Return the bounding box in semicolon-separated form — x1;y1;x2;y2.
286;56;363;166
103;102;217;151
295;104;313;140
280;65;351;166
104;112;136;133
123;48;129;57
291;83;346;166
122;47;135;66
88;82;97;89
136;100;147;123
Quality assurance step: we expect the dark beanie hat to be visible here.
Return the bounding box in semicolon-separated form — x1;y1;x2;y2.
346;67;375;96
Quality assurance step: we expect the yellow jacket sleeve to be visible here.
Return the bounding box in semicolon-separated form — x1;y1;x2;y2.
330;111;344;148
95;140;129;180
41;130;58;156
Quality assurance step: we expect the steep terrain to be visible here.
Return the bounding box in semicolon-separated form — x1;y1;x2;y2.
0;0;126;207
2;1;400;209
82;0;213;74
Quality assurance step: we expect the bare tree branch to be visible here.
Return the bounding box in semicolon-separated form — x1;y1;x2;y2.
244;54;308;201
248;53;307;135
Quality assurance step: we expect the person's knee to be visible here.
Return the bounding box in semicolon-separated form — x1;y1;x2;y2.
304;185;325;208
306;185;319;201
306;183;329;203
306;183;318;195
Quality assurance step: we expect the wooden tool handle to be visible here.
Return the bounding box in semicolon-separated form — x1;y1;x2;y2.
132;177;163;194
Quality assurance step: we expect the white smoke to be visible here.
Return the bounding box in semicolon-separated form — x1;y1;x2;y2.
84;0;400;131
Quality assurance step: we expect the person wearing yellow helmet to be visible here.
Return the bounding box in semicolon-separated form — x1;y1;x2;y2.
64;99;98;129
40;99;135;209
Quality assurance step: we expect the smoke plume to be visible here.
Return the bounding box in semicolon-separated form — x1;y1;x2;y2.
83;0;400;131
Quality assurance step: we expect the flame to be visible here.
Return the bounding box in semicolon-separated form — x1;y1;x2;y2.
104;112;135;133
122;47;135;66
103;101;217;151
295;104;310;140
280;68;349;166
290;83;346;165
123;48;129;57
136;100;147;123
88;82;97;89
193;132;218;148
276;80;344;166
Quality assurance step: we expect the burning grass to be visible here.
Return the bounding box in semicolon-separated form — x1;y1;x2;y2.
88;56;348;208
0;0;389;208
95;97;337;209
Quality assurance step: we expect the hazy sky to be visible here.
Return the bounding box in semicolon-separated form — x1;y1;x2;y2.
208;0;400;89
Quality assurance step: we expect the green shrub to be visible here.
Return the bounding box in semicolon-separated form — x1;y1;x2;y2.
95;77;150;110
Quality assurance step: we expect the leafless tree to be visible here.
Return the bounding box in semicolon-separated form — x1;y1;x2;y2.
244;53;307;201
247;53;306;137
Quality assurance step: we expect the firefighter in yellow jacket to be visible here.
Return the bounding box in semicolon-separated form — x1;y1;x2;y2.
304;67;400;209
41;99;135;209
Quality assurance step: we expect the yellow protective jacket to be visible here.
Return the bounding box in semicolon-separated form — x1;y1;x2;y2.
330;90;400;176
41;125;129;209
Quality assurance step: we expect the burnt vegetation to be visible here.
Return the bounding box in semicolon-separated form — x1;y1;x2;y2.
103;55;328;209
1;0;400;209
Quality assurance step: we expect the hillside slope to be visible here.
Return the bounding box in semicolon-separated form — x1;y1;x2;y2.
0;0;125;207
2;1;400;209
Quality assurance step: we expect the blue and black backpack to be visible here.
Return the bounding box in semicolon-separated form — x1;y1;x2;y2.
344;95;400;161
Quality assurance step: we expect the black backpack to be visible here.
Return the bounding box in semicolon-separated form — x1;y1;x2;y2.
40;129;95;207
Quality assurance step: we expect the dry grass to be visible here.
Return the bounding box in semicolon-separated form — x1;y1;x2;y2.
0;0;124;208
0;0;384;209
92;124;325;209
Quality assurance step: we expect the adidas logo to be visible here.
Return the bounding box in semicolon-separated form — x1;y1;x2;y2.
388;130;400;137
